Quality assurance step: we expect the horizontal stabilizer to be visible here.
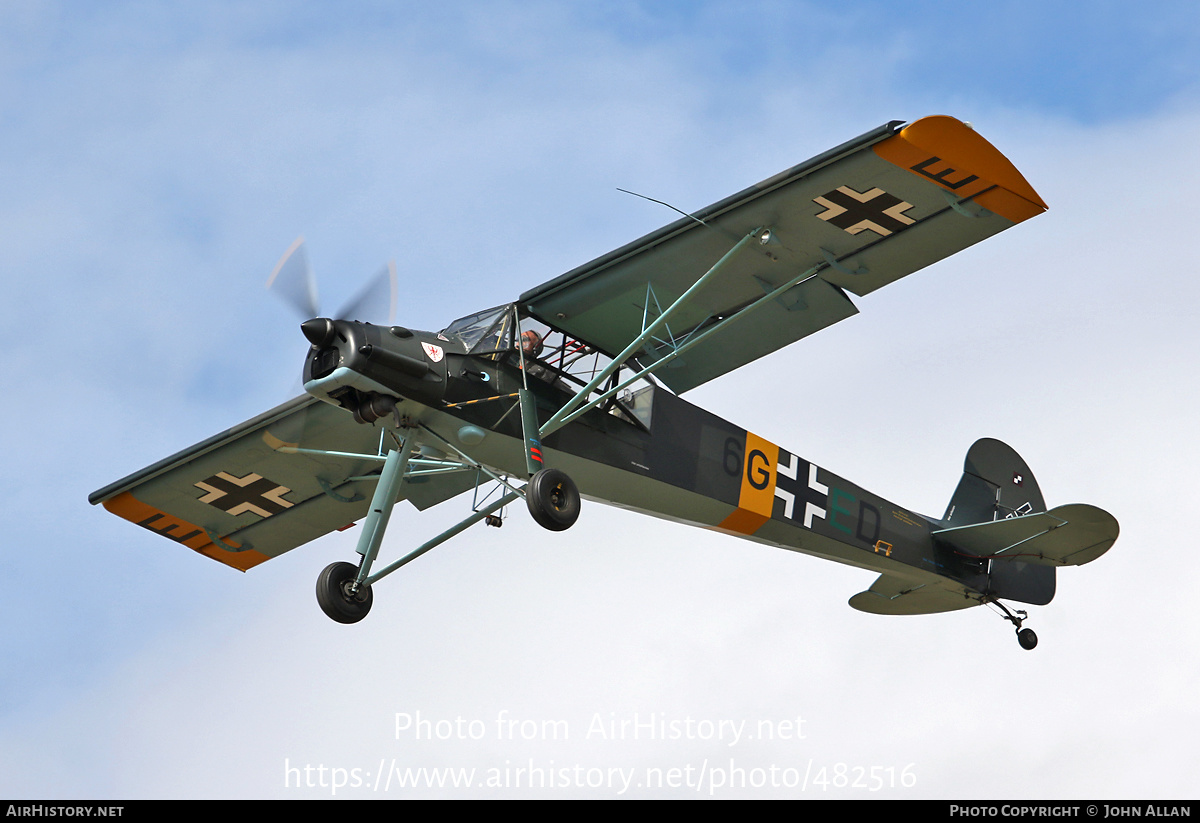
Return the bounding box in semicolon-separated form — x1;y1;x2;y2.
933;504;1118;567
849;575;981;615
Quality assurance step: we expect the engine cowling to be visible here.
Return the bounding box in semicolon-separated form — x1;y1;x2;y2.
301;318;453;418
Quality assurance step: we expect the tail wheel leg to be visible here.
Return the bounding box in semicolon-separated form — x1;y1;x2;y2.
993;599;1038;651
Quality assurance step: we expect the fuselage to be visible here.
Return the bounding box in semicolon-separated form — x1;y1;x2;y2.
301;317;989;601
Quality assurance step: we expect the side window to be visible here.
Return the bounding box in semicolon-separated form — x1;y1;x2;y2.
619;384;654;430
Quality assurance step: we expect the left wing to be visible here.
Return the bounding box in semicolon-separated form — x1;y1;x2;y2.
519;115;1046;394
89;396;474;570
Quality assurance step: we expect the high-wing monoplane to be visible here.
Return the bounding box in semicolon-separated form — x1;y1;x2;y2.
90;115;1118;649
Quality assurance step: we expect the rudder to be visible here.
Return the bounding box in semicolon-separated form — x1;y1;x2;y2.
941;438;1055;606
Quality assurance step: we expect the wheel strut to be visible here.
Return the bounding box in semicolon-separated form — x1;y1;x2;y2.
314;432;415;624
312;410;583;623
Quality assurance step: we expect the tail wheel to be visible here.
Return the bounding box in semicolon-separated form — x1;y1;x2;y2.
526;468;580;531
991;599;1038;651
316;561;373;624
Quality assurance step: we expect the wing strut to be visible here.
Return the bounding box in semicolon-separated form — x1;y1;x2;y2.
537;227;834;439
537;227;765;437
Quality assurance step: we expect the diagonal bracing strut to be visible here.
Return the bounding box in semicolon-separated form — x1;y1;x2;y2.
537;228;764;438
537;227;831;439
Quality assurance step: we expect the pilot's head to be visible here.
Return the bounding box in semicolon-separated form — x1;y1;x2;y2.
520;330;543;358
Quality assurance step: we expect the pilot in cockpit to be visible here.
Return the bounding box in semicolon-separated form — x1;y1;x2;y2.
520;329;543;359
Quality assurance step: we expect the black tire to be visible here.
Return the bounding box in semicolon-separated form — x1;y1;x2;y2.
1017;628;1038;650
316;561;373;624
526;468;580;531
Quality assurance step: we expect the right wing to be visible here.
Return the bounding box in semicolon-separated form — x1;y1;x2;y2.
89;396;474;570
519;115;1047;394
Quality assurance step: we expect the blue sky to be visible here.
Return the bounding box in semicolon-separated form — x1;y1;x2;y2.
2;0;1199;798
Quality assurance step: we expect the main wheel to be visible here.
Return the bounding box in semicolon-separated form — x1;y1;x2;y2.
316;561;373;624
1017;627;1038;650
526;468;580;531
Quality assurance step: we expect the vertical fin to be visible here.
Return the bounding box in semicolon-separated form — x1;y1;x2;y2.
941;438;1055;606
942;437;1045;527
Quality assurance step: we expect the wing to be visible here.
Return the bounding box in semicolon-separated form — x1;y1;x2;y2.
519;116;1047;394
89;396;474;570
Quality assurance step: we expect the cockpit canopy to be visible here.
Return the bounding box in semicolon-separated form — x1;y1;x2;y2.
440;304;516;355
440;302;655;430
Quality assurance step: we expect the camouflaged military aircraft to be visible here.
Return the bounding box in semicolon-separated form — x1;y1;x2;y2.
89;115;1118;649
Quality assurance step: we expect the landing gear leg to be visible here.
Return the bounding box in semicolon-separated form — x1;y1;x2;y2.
518;387;580;531
315;433;415;624
993;599;1038;650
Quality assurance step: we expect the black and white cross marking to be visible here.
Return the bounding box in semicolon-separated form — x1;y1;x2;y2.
774;451;829;529
814;185;916;237
195;472;295;518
